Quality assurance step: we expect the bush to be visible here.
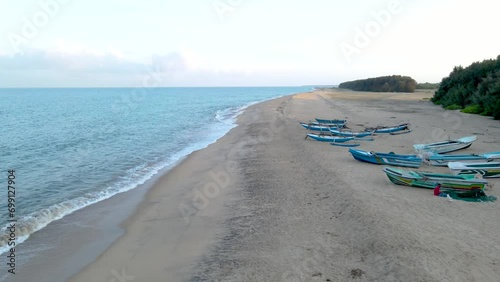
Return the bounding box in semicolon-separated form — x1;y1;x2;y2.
493;100;500;120
432;55;500;119
461;104;483;114
445;104;462;110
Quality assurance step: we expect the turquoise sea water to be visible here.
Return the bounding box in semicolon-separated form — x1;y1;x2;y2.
0;87;310;255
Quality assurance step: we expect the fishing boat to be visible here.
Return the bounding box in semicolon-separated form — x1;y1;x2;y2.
382;166;488;195
309;121;345;127
413;135;477;154
329;128;373;138
330;142;360;147
390;129;412;135
306;134;354;142
300;123;341;132
448;162;500;178
315;118;347;125
348;148;422;168
422;151;500;166
365;123;409;134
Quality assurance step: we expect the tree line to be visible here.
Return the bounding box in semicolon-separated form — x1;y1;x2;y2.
431;55;500;119
416;82;440;89
338;75;417;92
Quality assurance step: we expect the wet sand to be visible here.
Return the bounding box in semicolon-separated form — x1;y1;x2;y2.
71;88;500;282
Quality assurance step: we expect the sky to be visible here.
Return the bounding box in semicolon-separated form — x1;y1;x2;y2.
0;0;499;87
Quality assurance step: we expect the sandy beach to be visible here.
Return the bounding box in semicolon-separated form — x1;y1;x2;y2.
70;88;500;282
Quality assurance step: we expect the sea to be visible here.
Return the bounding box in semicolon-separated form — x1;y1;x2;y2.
0;87;312;279
0;86;309;280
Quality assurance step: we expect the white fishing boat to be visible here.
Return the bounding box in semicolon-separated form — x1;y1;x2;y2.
422;151;500;166
413;136;477;154
448;162;500;178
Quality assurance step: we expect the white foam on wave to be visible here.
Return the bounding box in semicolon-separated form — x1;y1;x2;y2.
0;160;168;255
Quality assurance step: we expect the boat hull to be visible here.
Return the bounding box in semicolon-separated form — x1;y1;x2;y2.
300;123;339;132
424;151;500;166
448;162;500;178
315;118;347;125
331;142;360;147
329;128;373;137
383;167;487;195
349;149;422;168
307;134;354;142
373;124;409;133
413;136;477;154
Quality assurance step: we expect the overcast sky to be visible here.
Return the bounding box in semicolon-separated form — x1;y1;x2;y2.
0;0;499;87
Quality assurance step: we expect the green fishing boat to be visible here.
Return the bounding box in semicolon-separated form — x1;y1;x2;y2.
382;166;488;195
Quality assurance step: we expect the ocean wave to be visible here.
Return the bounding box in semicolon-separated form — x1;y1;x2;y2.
215;103;255;125
0;106;251;255
0;160;165;255
0;132;232;255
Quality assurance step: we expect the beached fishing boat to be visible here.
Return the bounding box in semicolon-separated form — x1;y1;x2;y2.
330;142;360;147
348;148;422;168
309;121;345;127
329;128;373;138
354;137;375;141
306;134;354;142
423;151;500;166
365;123;409;134
413;135;477;154
382;166;488;195
315;118;347;125
390;129;412;135
448;162;500;178
300;122;341;132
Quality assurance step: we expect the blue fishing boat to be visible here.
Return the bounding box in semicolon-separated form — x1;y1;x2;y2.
365;123;409;134
315;118;347;125
354;137;375;141
348;148;422;168
300;122;340;132
309;121;346;127
306;134;354;142
423;151;500;166
329;128;373;138
390;129;412;135
331;142;360;147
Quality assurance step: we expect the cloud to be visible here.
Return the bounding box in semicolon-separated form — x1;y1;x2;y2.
0;45;199;87
0;43;336;87
151;53;187;74
0;48;146;74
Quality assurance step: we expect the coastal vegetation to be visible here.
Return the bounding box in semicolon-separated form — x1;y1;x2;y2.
416;82;440;89
431;55;500;119
339;75;417;93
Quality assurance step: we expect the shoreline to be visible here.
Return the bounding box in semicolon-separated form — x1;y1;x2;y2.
68;92;300;282
1;90;304;282
70;88;500;281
